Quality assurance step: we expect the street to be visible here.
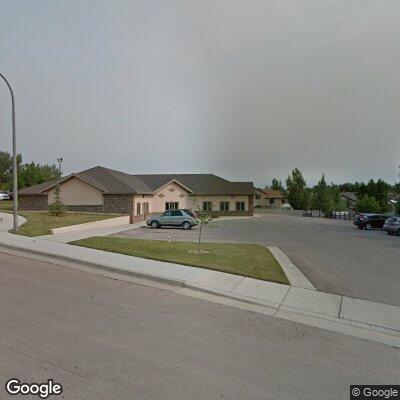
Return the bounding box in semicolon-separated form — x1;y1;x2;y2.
0;249;399;400
117;215;400;307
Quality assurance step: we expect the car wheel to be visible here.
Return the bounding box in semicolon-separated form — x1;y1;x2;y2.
151;221;159;229
365;223;372;230
182;221;191;230
387;231;393;235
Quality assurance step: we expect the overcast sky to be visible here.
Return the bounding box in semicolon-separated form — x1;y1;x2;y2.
1;0;399;187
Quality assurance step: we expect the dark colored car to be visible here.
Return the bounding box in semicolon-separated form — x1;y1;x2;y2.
353;214;389;230
146;209;197;230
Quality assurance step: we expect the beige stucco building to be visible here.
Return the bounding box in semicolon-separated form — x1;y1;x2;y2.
254;188;285;208
19;166;255;219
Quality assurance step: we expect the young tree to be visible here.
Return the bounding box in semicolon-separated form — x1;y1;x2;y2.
48;185;66;216
191;199;215;252
355;195;380;213
195;212;215;252
270;178;284;192
286;168;309;210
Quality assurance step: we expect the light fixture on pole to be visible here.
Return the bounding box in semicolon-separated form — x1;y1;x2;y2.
57;157;63;176
0;72;18;233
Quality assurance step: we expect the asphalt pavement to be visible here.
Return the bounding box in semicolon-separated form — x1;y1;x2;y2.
116;215;400;307
0;250;399;400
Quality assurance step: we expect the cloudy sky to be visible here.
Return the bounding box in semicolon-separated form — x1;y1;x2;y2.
1;0;399;187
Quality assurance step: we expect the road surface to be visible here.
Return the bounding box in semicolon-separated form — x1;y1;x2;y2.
0;249;398;399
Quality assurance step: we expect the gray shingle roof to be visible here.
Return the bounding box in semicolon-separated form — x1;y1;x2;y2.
19;166;254;196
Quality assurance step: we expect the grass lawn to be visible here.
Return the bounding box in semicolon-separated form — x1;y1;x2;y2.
12;212;121;237
0;200;13;211
70;237;289;284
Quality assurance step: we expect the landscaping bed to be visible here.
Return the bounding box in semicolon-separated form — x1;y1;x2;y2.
70;237;289;284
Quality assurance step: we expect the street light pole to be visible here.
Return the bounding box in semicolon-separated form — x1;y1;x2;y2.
0;72;18;232
57;157;63;176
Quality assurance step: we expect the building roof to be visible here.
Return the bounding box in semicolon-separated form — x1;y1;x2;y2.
340;192;357;202
255;188;285;199
19;166;255;196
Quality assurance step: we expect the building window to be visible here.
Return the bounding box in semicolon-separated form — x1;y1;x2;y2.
165;202;179;210
220;201;229;211
136;202;141;215
143;202;149;214
203;201;212;211
269;198;275;205
236;201;245;211
255;194;261;200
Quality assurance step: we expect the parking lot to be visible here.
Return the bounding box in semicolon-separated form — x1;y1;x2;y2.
116;215;400;307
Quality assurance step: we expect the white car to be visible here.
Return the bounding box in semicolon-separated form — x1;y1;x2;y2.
0;192;10;200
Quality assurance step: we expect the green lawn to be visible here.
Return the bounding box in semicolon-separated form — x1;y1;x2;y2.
70;237;289;284
0;200;13;211
12;212;121;237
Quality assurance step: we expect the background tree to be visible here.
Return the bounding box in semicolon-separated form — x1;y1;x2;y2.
311;174;331;213
19;162;61;188
355;195;380;213
286;168;309;210
270;178;284;192
374;178;390;212
0;151;22;190
395;201;400;216
329;184;347;211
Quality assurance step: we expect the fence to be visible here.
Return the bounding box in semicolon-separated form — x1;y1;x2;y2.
254;208;355;221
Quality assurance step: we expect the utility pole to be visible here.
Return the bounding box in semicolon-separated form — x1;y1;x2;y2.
0;73;18;232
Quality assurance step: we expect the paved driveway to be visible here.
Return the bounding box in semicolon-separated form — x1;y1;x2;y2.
116;215;400;307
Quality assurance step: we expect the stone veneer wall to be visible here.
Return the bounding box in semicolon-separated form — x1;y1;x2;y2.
66;205;104;213
19;195;48;210
103;194;133;214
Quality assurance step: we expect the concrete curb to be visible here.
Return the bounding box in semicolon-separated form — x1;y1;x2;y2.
267;246;316;290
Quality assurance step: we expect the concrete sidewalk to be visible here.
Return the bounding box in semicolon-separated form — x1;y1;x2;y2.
0;212;399;348
40;220;145;243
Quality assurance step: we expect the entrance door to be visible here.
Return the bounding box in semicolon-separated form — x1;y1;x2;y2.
165;202;179;211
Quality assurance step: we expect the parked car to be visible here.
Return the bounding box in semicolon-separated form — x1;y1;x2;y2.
182;209;197;218
7;191;13;200
146;209;197;230
0;191;10;201
353;214;389;230
383;217;400;236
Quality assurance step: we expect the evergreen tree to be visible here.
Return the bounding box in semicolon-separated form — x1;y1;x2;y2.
286;168;309;210
48;185;66;216
271;178;284;192
312;174;331;213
